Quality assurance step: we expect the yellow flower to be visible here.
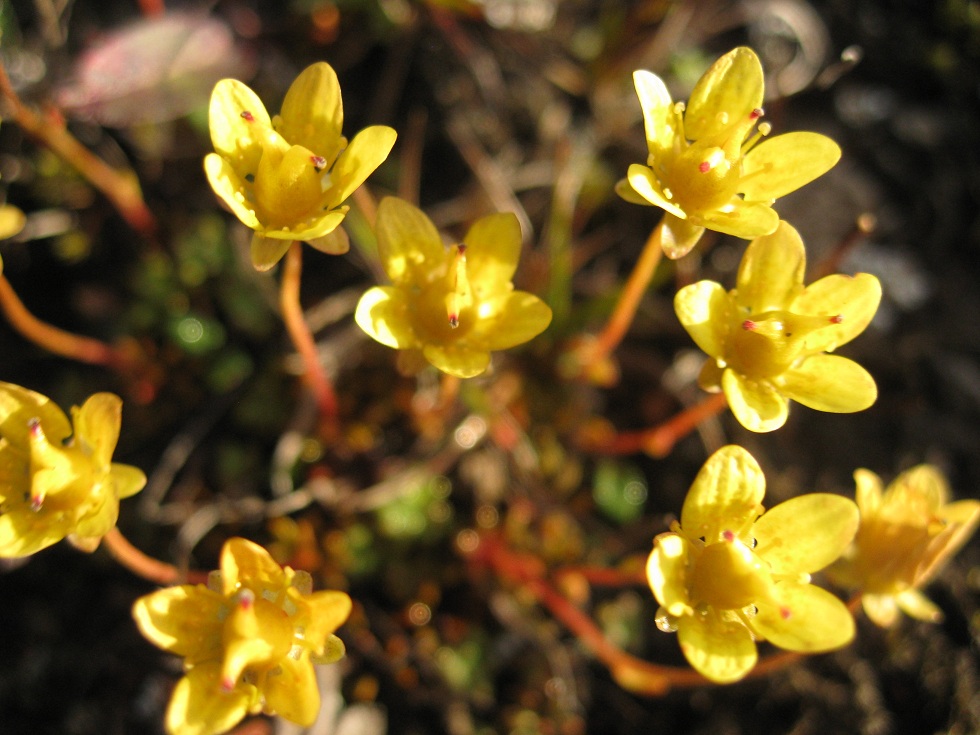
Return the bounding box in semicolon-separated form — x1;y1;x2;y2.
828;465;980;627
617;47;841;258
647;445;858;683
204;62;397;271
133;537;352;735
0;382;146;557
675;220;881;432
355;197;553;378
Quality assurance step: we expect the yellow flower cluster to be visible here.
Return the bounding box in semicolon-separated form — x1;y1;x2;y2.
829;465;980;627
675;221;882;432
205;62;397;271
647;445;858;683
133;537;352;735
0;382;146;557
618;47;841;258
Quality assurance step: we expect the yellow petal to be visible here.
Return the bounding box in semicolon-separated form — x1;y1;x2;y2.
699;200;779;238
793;273;882;352
680;445;765;543
249;234;293;272
277;62;344;165
306;226;350;255
646;533;693;617
722;369;789;432
463;212;522;297
895;589;944;623
753;494;859;574
204;154;260;230
614;176;652;205
777;355;877;413
632;69;675;159
71;393;122;467
734;221;806;314
355;286;420;349
862;593;900;628
675;280;730;359
0;507;71;557
0;381;73;447
422;343;491;378
208;79;270;177
697;359;724;392
684;47;764;142
750;581;855;652
73;495;119;541
676;610;757;684
132;585;225;661
166;662;253;735
111;462;148;499
323;125;397;207
888;464;950;512
853;468;884;516
740;132;841;201
375;197;446;287
626;165;687;219
659;213;705;259
220;537;285;595
302;590;353;652
262;653;320;725
264;210;348;244
477;292;553;351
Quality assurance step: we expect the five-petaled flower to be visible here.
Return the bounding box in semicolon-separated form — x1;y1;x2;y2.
205;62;397;271
647;445;858;683
675;220;881;432
617;47;841;258
132;537;352;735
355;197;553;378
828;465;980;628
0;382;146;557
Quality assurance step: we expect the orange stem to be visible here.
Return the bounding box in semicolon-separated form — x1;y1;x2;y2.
580;220;665;369
102;528;208;586
586;391;728;457
0;272;129;369
280;242;339;429
0;60;156;237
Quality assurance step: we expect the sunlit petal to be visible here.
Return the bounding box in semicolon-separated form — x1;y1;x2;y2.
735;221;806;313
741;132;841;201
675;281;730;359
777;355;877;413
633;69;675;158
626;165;687;219
355;286;420;349
646;533;694;616
681;445;765;543
263;653;320;726
204;154;260;230
277;62;344;165
699;200;779;239
463;212;522;296
166;663;253;735
794;273;882;352
423;344;492;379
676;610;757;684
722;370;788;432
753;494;858;574
323;125;397;207
208;79;270;175
685;47;764;141
751;581;855;652
375;197;446;286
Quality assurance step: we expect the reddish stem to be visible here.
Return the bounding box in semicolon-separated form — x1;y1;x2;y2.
102;528;208;586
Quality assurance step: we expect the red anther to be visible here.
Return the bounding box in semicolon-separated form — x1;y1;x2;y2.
742;319;758;331
310;155;327;170
240;111;255;122
238;589;255;610
750;108;764;119
722;530;735;542
448;314;459;329
28;418;42;437
698;161;711;173
221;677;236;692
457;244;467;255
780;606;792;620
830;314;844;324
29;495;43;512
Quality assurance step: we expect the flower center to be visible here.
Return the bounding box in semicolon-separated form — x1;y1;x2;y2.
689;530;774;610
727;310;840;379
411;245;475;344
252;140;327;229
663;107;770;217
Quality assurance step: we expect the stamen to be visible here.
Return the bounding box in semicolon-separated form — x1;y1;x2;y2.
698;161;711;173
741;122;772;155
28;417;43;438
742;320;757;331
830;314;844;324
310;155;327;171
722;530;735;542
240;111;255;122
779;605;792;620
447;244;469;329
221;676;236;692
672;102;687;145
237;588;255;611
750;108;764;120
30;494;43;512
